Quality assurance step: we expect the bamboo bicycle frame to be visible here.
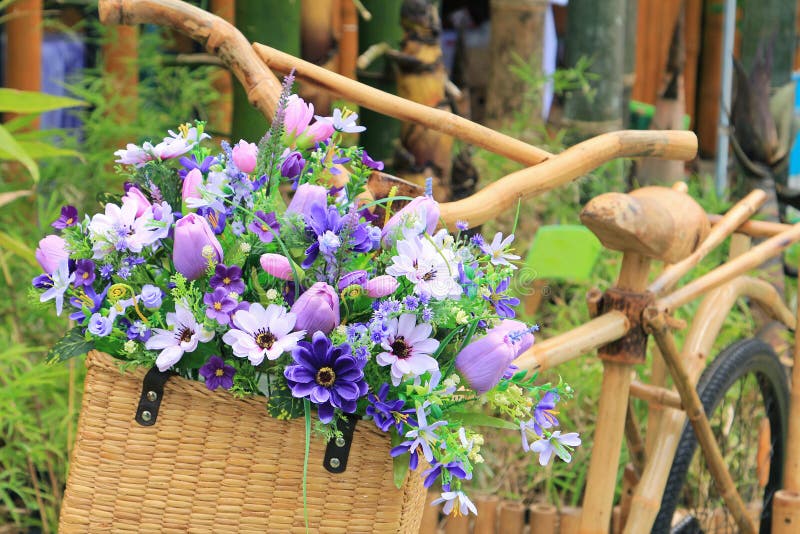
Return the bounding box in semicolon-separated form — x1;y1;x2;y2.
98;1;800;532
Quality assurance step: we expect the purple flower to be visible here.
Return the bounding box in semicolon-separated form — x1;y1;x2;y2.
494;319;536;355
32;273;52;289
480;232;521;268
366;383;416;433
532;391;560;435
381;196;440;247
73;259;95;287
314;108;366;133
35;235;70;274
361;150;384;170
172;213;223;280
51;205;78;230
146;303;215;371
422;461;470;489
69;284;109;322
232;140;258;173
302;205;373;269
284;332;368;423
376;314;440;386
287;183;328;218
222;303;305;364
39;260;74;315
291;282;340;334
338;270;368;291
199;355;236;391
526;431;582;466
125;319;151;342
402;295;419;311
182;168;203;203
209;263;245;294
455;324;518;394
87;313;112;337
248;210;280;243
140;284;163;309
122;186;151;217
456;220;469;231
484;278;520;318
196;207;226;234
280;150;306;179
390;403;446;469
178;154;216;179
204;287;238;325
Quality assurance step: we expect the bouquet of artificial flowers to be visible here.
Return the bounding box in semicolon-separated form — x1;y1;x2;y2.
34;78;579;517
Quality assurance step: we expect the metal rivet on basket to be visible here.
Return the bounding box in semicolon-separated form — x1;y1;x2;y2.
335;436;346;447
146;390;158;402
141;410;152;422
329;457;341;468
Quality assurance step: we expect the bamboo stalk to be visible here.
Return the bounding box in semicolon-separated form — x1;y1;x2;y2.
6;0;42;127
253;42;554;165
611;506;622;534
618;465;638;530
513;311;630;373
629;381;682;410
624;401;646;473
530;502;558;534
498;501;526;534
708;214;792;238
473;496;499;534
99;0;282;119
781;254;800;492
648;189;767;294
644;344;668;458
772;490;800;534
655;222;800;313
444;510;469;534
560;505;582;534
338;0;358;78
646;310;757;533
438;131;697;229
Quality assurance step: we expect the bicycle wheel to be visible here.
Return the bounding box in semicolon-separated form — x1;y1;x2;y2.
653;339;789;534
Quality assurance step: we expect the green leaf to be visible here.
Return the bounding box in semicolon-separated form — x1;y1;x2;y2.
0;123;39;182
267;379;306;420
450;411;520;431
0;88;86;114
0;230;37;267
0;140;83;162
47;327;94;363
392;432;408;489
524;225;602;282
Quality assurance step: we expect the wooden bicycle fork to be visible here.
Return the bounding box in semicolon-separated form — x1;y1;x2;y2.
578;251;760;534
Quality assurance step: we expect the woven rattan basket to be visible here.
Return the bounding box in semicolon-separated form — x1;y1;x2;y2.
59;351;426;533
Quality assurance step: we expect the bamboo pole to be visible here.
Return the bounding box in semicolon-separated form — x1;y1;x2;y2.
498;501;526;534
618;465;638;529
629;381;682;410
773;490;800;534
473;496;499;534
648;189;767;294
338;0;358;79
624;401;646;473
708;215;792;238
646;310;757;533
530;502;558;534
513;311;630;373
560;506;583;534
444;511;469;534
253;42;554;165
5;0;42;126
209;0;235;135
438;131;697;229
656;222;800;313
99;0;282;119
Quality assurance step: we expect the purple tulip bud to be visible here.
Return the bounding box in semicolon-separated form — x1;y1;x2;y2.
291;282;340;334
122;186;151;217
363;275;399;298
172;213;223;280
280;150;306;179
182;168;203;203
455;325;518;394
286;183;328;217
260;253;294;280
493;319;535;356
232;140;258;173
337;270;369;291
381;196;441;247
35;235;70;274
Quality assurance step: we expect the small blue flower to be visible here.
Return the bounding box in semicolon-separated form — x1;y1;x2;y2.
422;460;470;489
483;278;520;319
365;383;416;433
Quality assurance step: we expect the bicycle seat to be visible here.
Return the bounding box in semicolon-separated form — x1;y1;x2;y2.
579;186;710;263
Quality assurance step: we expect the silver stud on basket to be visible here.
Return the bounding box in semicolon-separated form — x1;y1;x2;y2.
335;436;346;447
146;390;158;402
141;410;152;422
329;457;341;469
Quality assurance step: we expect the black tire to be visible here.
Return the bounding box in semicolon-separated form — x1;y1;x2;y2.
653;339;789;534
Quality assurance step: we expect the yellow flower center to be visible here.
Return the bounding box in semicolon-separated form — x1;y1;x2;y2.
213;302;222;310
261;224;269;232
82;272;89;279
215;368;225;377
315;367;336;387
223;277;231;285
66;217;74;225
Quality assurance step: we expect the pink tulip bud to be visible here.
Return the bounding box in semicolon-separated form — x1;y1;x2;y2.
122;186;151;217
35;235;70;274
232;139;258;173
363;275;399;298
381;196;441;247
172;213;223;280
290;282;340;334
260;253;294;280
295;121;335;149
283;95;315;138
182;168;203;203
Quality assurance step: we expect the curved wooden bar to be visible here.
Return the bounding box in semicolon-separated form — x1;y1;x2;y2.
439;130;698;228
99;0;282;119
253;42;554;166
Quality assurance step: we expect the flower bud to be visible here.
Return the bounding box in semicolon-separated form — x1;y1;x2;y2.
140;284;163;309
295;120;335;149
363;275;399;298
232;140;258;173
280;150;306;179
283;95;315;139
122;186;151;217
290;282;340;334
182;168;203;203
286;183;328;217
172;213;223;280
381;196;441;247
260;253;294;280
493;319;535;356
337;270;368;291
455;325;518;394
35;235;70;274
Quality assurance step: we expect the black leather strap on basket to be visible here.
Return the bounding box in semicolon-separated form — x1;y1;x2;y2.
323;413;359;473
134;366;175;426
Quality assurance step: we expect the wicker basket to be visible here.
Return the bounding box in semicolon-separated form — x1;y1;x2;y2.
59;351;426;533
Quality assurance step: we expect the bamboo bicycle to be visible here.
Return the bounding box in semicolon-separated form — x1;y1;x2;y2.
99;1;800;532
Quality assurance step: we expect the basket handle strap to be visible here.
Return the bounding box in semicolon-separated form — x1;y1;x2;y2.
323;413;359;474
134;365;176;426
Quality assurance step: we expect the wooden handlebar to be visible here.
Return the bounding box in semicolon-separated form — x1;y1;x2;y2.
439;130;697;228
